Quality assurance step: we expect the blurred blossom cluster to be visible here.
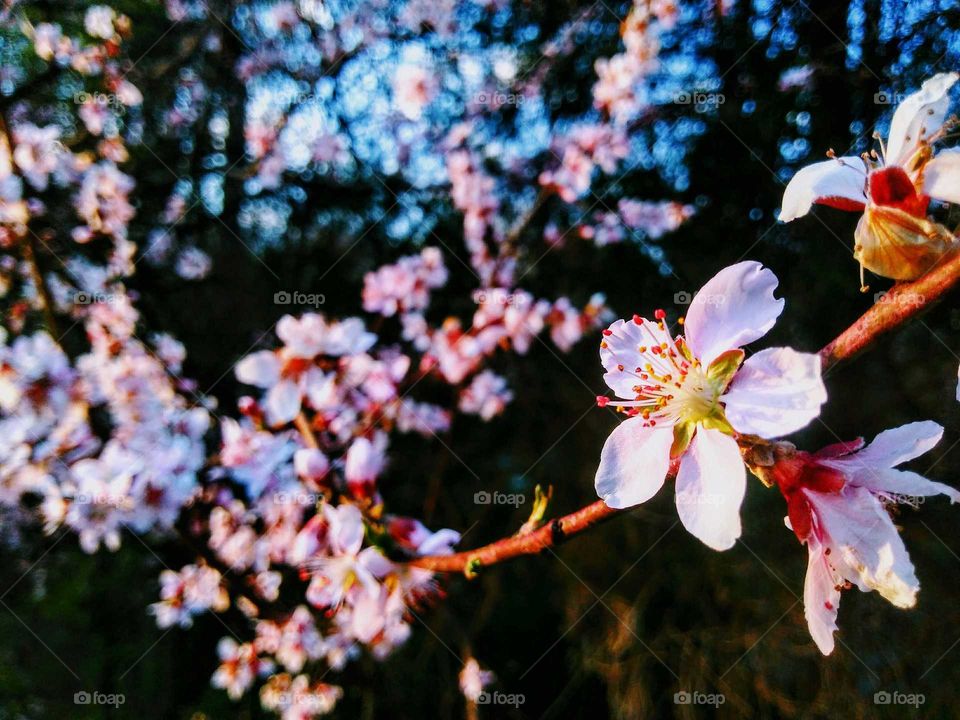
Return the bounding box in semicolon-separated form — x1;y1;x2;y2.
3;0;960;714
0;0;700;714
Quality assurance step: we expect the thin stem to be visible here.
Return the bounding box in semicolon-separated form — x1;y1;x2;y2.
22;234;60;339
295;412;320;449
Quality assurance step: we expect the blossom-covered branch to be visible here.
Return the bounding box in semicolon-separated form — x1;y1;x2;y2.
413;251;960;575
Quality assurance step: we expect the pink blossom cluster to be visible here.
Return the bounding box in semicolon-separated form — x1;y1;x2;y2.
362;247;448;317
539;125;630;203
593;0;677;122
581;199;696;246
0;1;713;716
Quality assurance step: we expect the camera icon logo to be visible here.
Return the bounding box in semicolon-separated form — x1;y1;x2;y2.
674;91;692;104
874;91;892;105
874;691;891;705
474;490;492;505
274;291;292;305
477;692;491;705
74;691;92;705
674;290;692;305
674;691;692;704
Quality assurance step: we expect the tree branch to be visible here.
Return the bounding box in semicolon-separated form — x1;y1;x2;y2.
411;253;960;574
819;250;960;371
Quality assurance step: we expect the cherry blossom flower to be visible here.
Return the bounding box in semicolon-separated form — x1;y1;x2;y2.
84;6;118;40
780;73;960;284
212;638;274;700
150;564;229;629
594;262;827;550
260;673;343;719
459;370;513;420
31;23;65;62
392;64;436;121
770;422;960;654
234;314;376;425
343;434;387;500
303;503;393;610
362;247;447;316
387;516;461;557
11;124;63;191
459;658;495;702
255;606;325;673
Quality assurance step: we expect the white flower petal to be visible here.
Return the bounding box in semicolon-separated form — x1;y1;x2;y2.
594;418;672;509
844;466;960;503
886;72;959;168
803;539;842;656
235;350;281;388
265;379;301;425
850;421;943;468
674;427;745;551
683;261;785;365
723;347;826;438
600;317;676;399
809;487;919;608
779;156;868;222
922;147;960;205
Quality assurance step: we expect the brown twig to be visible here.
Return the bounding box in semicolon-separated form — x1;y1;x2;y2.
411;499;621;573
412;255;960;574
819;250;960;371
294;412;320;449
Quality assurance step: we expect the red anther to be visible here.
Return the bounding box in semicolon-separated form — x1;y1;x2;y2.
596;395;610;407
632;314;643;325
824;601;834;610
617;364;624;371
602;329;613;336
654;308;666;320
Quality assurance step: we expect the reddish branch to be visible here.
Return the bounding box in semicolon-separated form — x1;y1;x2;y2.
412;253;960;574
411;498;622;573
820;250;960;370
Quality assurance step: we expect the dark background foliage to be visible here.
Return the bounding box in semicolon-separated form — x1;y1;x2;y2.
2;0;960;718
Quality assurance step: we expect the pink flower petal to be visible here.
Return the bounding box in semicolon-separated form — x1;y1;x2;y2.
674;427;745;550
780;156;868;222
722;347;826;438
594;418;672;509
683;261;785;365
